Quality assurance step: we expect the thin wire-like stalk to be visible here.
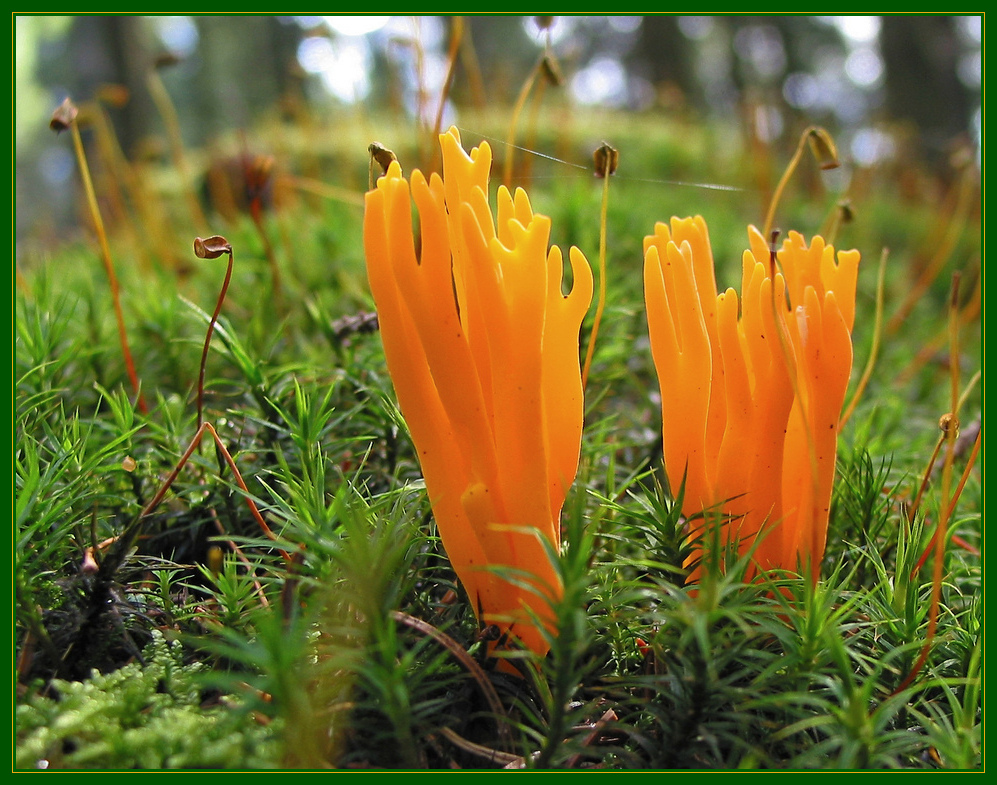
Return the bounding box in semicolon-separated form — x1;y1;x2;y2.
762;129;807;240
904;366;979;528
913;427;982;575
909;434;945;525
762;125;837;241
139;421;287;559
956;369;982;412
945;427;980;522
893;273;963;695
581;168;610;389
97;415;288;618
196;247;234;430
69;121;147;414
839;247;889;429
819;199;853;246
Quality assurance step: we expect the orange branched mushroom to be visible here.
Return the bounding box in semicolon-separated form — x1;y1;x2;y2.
364;127;593;656
643;218;859;582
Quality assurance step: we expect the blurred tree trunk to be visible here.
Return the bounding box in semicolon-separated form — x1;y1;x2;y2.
38;16;155;155
465;15;537;101
630;16;696;109
880;15;972;163
191;16;301;143
40;16;302;152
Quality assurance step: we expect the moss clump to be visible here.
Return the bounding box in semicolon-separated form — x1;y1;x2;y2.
16;631;280;770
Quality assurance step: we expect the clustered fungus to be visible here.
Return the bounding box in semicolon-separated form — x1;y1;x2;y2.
643;218;859;583
364;127;593;656
365;133;860;659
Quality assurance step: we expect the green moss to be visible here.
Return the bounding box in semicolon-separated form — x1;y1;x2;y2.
16;631;280;770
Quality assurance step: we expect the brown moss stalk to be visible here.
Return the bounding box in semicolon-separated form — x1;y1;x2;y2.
893;273;964;695
581;143;617;389
192;236;234;430
52;98;146;414
762;125;839;241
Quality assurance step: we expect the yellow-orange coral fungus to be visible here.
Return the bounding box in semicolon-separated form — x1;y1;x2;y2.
364;127;593;657
644;218;859;582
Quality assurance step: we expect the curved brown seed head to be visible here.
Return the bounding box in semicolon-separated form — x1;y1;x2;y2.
193;235;233;259
593;142;619;178
50;97;78;133
369;142;397;175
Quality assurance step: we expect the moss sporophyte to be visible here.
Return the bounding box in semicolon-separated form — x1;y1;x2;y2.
364;126;593;657
644;217;859;584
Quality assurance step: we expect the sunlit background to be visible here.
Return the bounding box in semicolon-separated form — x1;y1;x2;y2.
14;15;982;251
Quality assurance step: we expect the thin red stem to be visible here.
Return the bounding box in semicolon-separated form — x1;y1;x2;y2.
140;421;289;563
70;121;147;413
911;428;981;575
197;250;234;430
